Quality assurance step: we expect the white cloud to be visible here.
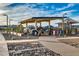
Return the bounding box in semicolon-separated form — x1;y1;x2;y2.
72;16;79;21
60;10;76;15
0;3;11;8
71;16;79;25
0;3;76;25
47;10;76;17
6;5;76;24
0;3;12;15
0;3;12;25
56;4;75;11
7;5;53;20
0;9;10;25
5;5;47;25
0;10;9;14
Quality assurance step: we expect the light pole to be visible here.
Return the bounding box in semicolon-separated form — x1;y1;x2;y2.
62;13;67;37
9;19;15;32
9;19;13;27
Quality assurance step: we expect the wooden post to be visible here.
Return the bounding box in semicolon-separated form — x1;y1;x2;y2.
62;17;65;36
26;23;28;27
35;20;37;30
62;18;64;30
39;22;41;27
48;20;51;35
49;20;50;27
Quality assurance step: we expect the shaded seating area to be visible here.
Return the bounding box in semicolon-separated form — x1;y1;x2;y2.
20;17;79;37
20;17;67;36
57;18;79;36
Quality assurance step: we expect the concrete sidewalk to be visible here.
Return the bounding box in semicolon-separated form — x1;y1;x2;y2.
0;33;9;56
39;36;79;56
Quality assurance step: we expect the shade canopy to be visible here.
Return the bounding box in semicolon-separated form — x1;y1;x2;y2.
57;18;79;24
20;17;67;24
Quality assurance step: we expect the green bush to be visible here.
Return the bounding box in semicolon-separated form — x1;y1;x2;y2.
14;25;24;33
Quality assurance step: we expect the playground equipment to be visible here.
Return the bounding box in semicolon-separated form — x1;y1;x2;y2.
23;26;38;36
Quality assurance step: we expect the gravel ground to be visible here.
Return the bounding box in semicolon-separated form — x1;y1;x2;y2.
1;32;61;56
7;42;61;56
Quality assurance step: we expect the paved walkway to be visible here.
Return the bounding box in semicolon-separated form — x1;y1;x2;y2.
1;33;79;56
38;36;79;56
0;33;9;56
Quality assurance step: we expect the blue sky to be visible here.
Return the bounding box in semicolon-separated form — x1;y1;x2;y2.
0;3;79;26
